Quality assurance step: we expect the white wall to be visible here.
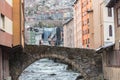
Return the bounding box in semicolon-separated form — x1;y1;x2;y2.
6;0;13;6
5;17;13;34
103;6;115;45
0;14;13;34
103;23;115;45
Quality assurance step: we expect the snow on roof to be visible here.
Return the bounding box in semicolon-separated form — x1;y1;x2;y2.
96;43;115;53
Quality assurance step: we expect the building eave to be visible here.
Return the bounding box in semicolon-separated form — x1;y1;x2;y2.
63;18;73;26
106;0;119;7
74;0;78;5
96;43;115;54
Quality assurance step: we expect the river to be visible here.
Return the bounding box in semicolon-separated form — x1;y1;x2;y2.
19;58;81;80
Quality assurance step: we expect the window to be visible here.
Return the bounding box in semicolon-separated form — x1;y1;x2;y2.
83;40;85;45
83;31;84;35
87;18;89;24
108;8;112;17
88;38;90;43
1;14;5;29
86;39;87;44
87;44;89;48
88;29;89;34
109;25;112;37
117;7;120;26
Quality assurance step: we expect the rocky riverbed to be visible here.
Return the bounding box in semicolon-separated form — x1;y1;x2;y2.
19;58;82;80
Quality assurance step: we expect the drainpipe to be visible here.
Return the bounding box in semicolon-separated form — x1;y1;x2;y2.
21;0;25;47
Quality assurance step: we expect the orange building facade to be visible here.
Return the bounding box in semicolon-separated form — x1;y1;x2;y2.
81;0;92;48
74;0;92;48
13;0;24;47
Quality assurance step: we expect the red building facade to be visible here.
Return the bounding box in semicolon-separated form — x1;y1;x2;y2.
0;0;13;80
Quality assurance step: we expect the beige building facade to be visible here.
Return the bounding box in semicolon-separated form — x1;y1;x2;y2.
100;0;120;80
73;0;115;49
73;0;82;48
92;0;115;48
64;18;74;48
113;0;120;50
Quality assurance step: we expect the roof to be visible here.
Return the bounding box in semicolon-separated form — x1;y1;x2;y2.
96;43;115;53
63;18;73;25
106;0;119;7
74;0;78;4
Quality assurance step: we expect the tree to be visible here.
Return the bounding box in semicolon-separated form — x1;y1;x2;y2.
38;22;44;27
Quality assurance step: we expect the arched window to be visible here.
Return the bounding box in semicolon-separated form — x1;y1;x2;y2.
109;25;112;37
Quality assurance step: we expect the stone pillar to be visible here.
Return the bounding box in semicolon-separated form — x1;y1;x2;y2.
0;48;3;80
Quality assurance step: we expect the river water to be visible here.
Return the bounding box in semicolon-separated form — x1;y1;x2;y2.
19;58;81;80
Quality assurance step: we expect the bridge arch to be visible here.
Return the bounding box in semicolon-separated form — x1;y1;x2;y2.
9;45;102;80
18;54;87;80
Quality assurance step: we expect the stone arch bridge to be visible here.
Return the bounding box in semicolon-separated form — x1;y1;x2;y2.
9;45;102;80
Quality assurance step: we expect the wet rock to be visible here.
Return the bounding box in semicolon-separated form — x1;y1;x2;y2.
76;75;84;80
49;73;56;76
19;58;79;80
